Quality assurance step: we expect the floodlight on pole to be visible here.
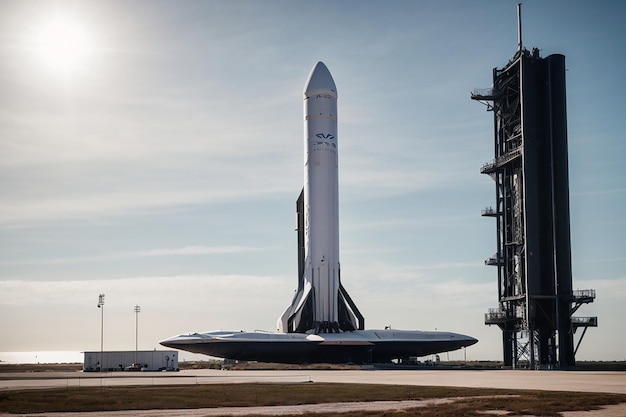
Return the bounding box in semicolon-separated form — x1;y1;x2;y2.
97;293;105;372
134;305;140;362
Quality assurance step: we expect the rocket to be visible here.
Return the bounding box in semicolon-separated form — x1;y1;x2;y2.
278;62;364;334
160;62;478;363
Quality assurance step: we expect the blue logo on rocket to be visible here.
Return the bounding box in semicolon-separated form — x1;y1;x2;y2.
314;133;336;148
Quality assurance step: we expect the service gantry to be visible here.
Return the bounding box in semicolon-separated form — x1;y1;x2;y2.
471;5;597;369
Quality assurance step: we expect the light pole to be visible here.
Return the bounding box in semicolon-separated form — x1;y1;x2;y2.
97;293;105;372
134;305;140;363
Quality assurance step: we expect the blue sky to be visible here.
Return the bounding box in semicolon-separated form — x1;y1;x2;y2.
1;0;624;362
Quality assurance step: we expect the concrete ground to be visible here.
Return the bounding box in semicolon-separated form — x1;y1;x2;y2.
1;369;625;416
1;369;625;394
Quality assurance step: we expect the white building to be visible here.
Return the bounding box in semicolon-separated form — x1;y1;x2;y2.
83;350;178;372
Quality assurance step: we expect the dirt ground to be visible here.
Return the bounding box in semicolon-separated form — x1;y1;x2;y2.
3;398;626;416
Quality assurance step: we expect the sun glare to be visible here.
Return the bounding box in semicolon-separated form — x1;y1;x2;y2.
31;14;95;77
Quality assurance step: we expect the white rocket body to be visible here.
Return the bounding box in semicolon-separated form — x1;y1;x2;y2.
278;62;363;334
304;62;340;327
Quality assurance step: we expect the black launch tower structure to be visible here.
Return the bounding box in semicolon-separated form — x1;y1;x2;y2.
471;5;596;368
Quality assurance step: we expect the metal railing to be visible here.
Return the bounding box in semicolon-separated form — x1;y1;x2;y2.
484;254;501;266
480;147;522;174
485;308;508;321
471;88;495;99
573;289;596;299
481;207;496;216
571;316;598;326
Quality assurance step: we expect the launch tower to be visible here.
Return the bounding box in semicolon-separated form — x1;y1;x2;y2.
471;5;596;368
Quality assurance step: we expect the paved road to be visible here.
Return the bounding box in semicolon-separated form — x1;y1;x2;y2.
1;368;625;394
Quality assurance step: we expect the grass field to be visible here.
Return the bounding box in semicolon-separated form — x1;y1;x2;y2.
1;383;625;416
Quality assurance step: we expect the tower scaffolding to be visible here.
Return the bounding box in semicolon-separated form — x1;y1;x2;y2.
472;6;596;369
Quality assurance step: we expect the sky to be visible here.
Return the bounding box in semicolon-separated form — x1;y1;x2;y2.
1;0;624;363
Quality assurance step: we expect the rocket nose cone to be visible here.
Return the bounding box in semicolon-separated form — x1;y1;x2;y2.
304;61;337;95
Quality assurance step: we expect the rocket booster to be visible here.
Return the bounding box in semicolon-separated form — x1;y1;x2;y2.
278;62;364;334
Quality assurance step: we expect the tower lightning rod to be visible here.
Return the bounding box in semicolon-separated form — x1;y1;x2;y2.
517;3;523;52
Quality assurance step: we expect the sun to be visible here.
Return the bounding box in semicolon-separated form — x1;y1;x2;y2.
30;14;95;77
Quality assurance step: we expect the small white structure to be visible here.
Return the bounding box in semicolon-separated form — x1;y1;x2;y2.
83;350;178;372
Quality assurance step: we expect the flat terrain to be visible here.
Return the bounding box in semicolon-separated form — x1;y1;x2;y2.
2;383;626;416
1;364;625;416
2;368;626;394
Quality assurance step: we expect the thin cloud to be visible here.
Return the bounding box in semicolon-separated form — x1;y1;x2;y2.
0;184;289;227
573;256;626;265
0;245;270;266
343;214;477;231
571;187;626;196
